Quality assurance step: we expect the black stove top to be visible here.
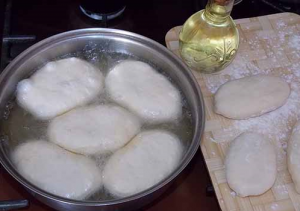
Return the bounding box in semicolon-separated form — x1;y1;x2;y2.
1;0;300;70
1;0;300;210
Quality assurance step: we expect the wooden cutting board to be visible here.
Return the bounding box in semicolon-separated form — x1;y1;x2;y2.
165;12;300;211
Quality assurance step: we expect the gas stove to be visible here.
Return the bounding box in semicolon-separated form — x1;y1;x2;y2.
0;0;291;71
0;0;299;210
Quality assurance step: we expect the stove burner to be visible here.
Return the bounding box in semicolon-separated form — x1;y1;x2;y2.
259;0;300;13
69;1;133;31
234;0;243;5
80;5;126;21
79;0;126;21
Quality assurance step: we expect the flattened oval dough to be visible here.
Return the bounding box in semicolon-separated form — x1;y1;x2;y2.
12;140;102;200
105;60;182;124
17;57;104;120
103;130;183;197
214;75;290;119
48;105;141;155
225;133;277;197
287;121;300;193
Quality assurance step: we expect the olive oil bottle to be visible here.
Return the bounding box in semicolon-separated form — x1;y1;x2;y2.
179;0;239;74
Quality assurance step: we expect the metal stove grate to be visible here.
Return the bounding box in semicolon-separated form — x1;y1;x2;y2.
1;0;36;71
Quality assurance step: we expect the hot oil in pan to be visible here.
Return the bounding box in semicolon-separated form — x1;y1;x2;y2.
0;48;193;201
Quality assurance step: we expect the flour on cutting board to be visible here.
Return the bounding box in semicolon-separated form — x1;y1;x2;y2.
206;30;300;149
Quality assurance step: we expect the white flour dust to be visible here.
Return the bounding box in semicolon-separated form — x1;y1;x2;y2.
232;82;300;142
205;20;300;144
288;35;300;51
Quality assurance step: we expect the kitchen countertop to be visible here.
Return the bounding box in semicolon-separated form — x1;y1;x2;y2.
0;0;299;210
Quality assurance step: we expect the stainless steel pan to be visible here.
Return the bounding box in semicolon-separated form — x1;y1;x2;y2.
0;28;205;211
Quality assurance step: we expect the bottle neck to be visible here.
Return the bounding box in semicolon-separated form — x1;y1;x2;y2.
203;0;234;24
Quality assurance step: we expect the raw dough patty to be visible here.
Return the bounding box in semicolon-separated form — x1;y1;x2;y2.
17;57;104;120
225;133;277;197
214;75;290;119
105;60;182;124
48;105;141;155
287;120;300;193
103;130;183;197
12;140;102;200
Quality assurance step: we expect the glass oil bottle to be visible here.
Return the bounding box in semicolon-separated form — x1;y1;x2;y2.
179;0;239;74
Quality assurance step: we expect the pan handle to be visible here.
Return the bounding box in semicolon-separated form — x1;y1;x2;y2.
0;200;29;211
